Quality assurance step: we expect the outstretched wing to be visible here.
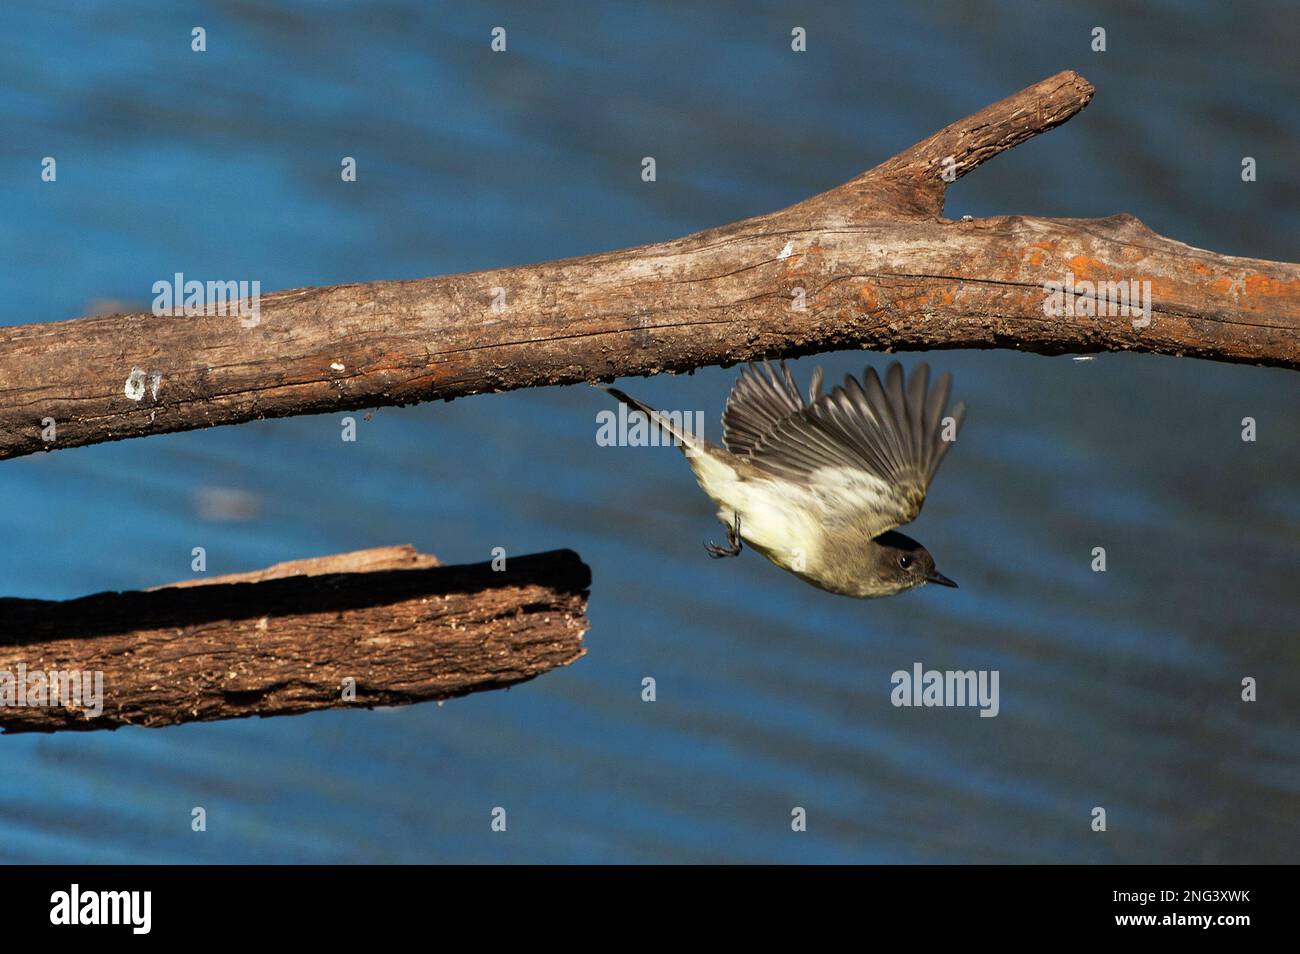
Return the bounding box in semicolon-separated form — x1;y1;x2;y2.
722;361;824;455
723;360;965;537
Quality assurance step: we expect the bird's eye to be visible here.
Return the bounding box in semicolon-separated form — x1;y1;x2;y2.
898;555;912;569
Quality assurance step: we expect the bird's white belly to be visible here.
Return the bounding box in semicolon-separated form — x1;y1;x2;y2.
690;452;822;571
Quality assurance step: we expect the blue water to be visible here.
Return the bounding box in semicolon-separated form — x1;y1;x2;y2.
0;1;1296;863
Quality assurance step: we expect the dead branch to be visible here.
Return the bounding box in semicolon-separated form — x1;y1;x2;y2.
0;545;590;733
1;69;1294;465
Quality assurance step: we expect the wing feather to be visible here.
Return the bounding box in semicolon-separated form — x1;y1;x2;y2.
722;360;965;537
721;361;806;456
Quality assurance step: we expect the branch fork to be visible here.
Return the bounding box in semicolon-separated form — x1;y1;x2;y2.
1;70;1294;467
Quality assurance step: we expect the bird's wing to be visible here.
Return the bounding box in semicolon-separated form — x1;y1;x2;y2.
722;360;824;455
725;361;965;537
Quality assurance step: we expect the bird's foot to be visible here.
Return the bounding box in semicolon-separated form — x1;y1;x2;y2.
704;514;743;559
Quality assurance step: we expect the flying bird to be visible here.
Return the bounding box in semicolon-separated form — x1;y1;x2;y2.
605;360;965;598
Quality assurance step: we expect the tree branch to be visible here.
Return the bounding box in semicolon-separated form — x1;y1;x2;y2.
2;69;1294;464
0;546;590;733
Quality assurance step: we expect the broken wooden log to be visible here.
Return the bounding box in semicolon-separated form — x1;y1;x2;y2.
0;545;590;733
1;69;1294;466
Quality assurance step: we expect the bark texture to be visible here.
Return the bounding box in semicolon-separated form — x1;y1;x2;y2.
0;68;1294;470
0;546;590;733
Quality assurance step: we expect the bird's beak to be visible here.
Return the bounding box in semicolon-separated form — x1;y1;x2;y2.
925;569;958;588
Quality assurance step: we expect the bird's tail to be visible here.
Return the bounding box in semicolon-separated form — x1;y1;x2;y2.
602;387;703;454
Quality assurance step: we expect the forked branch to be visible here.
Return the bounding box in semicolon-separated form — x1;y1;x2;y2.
0;70;1294;465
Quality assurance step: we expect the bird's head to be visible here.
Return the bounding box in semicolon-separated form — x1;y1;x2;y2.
872;530;957;593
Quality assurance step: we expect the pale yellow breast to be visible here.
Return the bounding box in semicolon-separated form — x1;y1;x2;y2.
689;451;825;574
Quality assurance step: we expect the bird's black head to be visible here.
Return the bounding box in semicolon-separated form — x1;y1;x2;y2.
872;530;958;592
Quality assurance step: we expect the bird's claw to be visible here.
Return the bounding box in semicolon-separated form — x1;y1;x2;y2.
704;514;743;559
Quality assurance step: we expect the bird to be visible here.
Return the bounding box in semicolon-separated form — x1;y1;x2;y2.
604;360;965;598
